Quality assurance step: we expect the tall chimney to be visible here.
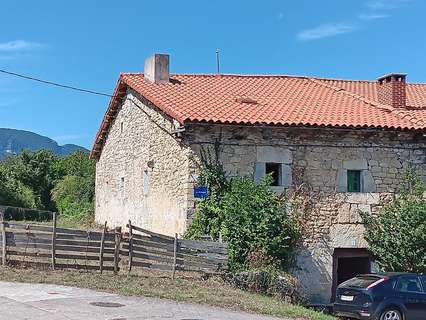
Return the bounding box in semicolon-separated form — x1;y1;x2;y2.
377;73;407;108
144;54;170;83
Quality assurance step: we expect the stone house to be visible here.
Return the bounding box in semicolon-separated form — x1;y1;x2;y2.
91;54;426;303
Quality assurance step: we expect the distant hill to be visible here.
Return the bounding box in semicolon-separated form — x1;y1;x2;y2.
0;128;88;160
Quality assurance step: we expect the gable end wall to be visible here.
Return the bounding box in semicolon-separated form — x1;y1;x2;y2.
94;90;196;235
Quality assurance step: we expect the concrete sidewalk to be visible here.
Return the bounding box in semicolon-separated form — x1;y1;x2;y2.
0;281;283;320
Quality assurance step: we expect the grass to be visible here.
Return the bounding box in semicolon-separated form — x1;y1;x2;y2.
0;266;335;320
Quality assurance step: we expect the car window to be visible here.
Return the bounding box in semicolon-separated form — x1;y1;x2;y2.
396;276;422;293
340;276;383;288
421;276;426;293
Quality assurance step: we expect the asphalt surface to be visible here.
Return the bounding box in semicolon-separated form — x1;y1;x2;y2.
0;281;283;320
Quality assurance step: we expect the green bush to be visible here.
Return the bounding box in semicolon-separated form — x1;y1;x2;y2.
1;150;60;210
361;168;426;273
52;175;94;219
0;166;36;209
0;150;95;224
222;176;300;271
186;164;300;271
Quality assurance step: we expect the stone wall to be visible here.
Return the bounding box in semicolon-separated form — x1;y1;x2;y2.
94;90;196;236
184;123;426;303
95;99;425;303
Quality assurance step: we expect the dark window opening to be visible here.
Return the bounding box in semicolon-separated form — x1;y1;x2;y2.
265;163;281;186
347;170;361;192
331;248;372;301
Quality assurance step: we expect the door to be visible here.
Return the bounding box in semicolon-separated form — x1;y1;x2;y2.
395;276;424;320
331;248;372;302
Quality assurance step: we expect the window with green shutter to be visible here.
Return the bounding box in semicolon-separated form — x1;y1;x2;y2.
347;170;361;192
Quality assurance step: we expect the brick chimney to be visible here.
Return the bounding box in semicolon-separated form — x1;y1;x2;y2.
144;53;170;83
377;73;407;108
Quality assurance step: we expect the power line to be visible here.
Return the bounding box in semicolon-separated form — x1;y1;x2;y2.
0;68;116;98
0;68;177;139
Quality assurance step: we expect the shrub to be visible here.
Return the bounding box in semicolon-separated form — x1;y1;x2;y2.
0;167;36;209
185;163;228;240
52;175;94;219
186;164;300;272
361;168;426;273
221;176;300;271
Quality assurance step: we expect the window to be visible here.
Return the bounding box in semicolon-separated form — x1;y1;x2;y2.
120;120;124;133
421;276;426;293
396;276;422;293
119;177;125;199
265;163;281;186
347;170;361;192
340;275;383;289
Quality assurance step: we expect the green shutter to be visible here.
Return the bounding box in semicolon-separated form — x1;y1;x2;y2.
347;170;361;192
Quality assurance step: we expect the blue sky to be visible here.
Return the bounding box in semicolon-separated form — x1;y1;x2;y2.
1;0;425;149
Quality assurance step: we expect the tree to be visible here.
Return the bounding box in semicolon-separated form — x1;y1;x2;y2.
361;168;426;273
51;175;94;219
58;150;95;179
1;150;60;210
0;166;36;208
0;150;96;224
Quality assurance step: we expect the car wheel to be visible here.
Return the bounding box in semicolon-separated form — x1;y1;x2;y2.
380;308;403;320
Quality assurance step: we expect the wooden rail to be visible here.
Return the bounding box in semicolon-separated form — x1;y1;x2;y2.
0;220;118;272
0;218;228;277
123;223;228;277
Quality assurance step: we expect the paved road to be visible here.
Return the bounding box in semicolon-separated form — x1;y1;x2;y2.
0;281;282;320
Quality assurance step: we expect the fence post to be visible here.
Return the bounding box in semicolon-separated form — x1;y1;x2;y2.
51;212;57;270
99;221;107;273
113;227;122;274
128;220;133;273
172;233;178;280
0;210;6;266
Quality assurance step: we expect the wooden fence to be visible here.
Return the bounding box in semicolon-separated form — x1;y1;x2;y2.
0;212;121;272
0;214;228;277
122;221;228;277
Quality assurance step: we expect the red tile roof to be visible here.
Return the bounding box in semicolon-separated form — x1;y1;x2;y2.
91;73;426;158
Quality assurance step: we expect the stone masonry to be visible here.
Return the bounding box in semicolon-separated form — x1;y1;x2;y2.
95;89;196;236
95;92;425;303
184;124;425;303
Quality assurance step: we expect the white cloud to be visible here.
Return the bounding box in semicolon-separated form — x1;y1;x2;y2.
358;13;389;20
366;0;413;10
296;0;414;42
0;40;43;52
297;23;357;41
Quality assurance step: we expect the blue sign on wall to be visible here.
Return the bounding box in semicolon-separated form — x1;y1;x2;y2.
194;186;209;199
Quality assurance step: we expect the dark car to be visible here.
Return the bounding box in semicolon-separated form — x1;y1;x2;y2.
334;273;426;320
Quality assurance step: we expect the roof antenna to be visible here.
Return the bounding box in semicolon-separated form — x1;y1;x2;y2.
216;49;220;74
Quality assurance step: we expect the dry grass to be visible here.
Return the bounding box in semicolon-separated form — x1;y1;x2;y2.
0;266;335;320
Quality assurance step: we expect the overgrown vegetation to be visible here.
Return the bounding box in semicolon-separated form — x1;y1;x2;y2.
361;167;426;273
186;161;301;272
0;150;95;225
